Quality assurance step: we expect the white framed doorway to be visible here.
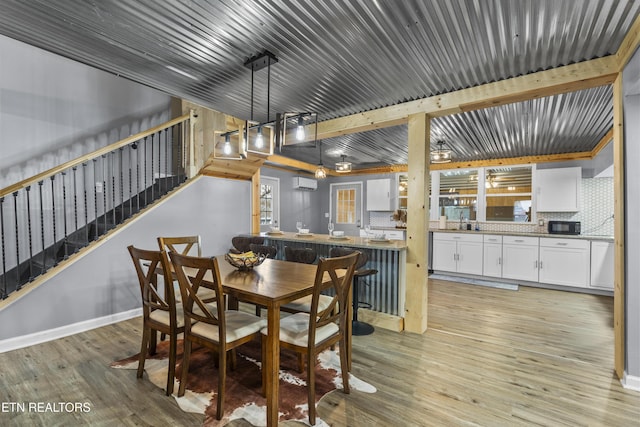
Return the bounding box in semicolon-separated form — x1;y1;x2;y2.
329;181;363;237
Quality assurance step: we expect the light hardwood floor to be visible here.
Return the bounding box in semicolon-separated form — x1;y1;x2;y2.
1;279;638;426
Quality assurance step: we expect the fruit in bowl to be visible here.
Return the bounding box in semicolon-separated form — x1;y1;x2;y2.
225;251;266;271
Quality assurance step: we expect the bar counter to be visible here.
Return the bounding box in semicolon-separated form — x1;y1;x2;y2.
253;231;406;317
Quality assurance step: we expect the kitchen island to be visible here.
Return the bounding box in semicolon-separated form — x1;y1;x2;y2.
255;231;407;318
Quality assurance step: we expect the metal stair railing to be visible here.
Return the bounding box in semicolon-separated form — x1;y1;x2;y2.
0;113;193;299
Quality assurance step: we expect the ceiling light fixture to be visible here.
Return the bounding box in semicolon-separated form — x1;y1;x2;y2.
336;155;352;173
296;116;306;141
430;140;452;163
255;126;264;148
315;140;327;179
223;134;232;155
215;50;319;159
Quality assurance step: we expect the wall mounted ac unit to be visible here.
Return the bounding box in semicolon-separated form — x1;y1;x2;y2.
292;176;317;191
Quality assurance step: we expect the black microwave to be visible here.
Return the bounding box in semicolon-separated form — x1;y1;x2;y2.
548;221;581;235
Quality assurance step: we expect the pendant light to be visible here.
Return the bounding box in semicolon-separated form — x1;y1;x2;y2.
430;140;452;163
335;155;352;173
315;141;327;179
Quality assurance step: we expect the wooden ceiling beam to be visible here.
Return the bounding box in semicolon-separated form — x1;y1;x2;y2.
616;13;640;70
314;55;619;140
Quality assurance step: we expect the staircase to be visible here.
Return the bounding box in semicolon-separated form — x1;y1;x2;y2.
0;115;193;299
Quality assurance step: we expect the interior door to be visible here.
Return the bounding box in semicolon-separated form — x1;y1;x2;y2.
330;182;363;237
259;176;280;233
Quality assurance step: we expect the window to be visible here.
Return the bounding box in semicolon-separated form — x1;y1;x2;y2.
438;170;478;221
336;188;356;224
485;167;532;222
259;183;273;225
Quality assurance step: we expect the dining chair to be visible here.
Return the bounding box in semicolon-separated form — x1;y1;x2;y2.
280;247;329;315
248;243;278;316
230;236;265;254
157;235;202;256
248;243;277;259
329;247;377;336
262;251;359;426
127;245;182;396
157;235;216;304
169;251;267;420
284;246;317;264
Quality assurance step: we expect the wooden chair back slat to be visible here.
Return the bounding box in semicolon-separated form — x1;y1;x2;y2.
128;246;177;316
158;235;202;257
169;252;225;334
308;252;359;344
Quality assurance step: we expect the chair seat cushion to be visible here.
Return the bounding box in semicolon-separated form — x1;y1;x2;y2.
190;311;266;343
281;294;332;313
262;313;339;347
149;304;185;328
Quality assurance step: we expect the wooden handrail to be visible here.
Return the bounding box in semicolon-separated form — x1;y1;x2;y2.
0;114;191;198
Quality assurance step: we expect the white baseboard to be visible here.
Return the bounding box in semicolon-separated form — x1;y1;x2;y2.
623;372;640;392
0;308;142;354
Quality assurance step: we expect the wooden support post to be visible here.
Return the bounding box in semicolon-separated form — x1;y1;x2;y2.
251;171;261;234
186;109;198;178
612;74;625;380
404;113;430;334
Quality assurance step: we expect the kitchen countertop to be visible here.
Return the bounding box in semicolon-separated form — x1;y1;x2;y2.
257;231;408;250
429;228;614;242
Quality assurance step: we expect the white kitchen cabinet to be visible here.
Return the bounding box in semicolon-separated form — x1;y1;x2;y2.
432;235;458;272
502;235;540;282
432;232;483;275
538;238;590;287
536;167;581;212
366;178;392;211
590;241;614;290
483;234;503;278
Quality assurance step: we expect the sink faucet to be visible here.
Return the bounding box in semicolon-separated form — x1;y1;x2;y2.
459;212;464;230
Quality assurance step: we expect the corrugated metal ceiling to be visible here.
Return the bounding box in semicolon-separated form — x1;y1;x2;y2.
0;0;637;170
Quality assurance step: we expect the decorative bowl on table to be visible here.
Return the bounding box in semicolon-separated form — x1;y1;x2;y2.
224;251;266;271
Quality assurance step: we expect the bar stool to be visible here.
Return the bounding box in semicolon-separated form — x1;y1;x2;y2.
329;247;376;335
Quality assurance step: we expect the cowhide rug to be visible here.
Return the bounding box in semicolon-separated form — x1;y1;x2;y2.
111;339;376;426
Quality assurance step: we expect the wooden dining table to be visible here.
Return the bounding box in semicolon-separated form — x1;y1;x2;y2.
213;255;347;427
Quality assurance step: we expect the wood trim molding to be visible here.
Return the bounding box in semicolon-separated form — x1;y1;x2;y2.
591;128;614;157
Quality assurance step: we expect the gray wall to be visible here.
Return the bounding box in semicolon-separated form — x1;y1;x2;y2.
0;176;251;341
260;168;325;233
0;33;171;189
623;46;640;380
260;168;396;235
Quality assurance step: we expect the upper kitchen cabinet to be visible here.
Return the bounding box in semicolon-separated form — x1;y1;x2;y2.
536;167;581;212
366;178;392;211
